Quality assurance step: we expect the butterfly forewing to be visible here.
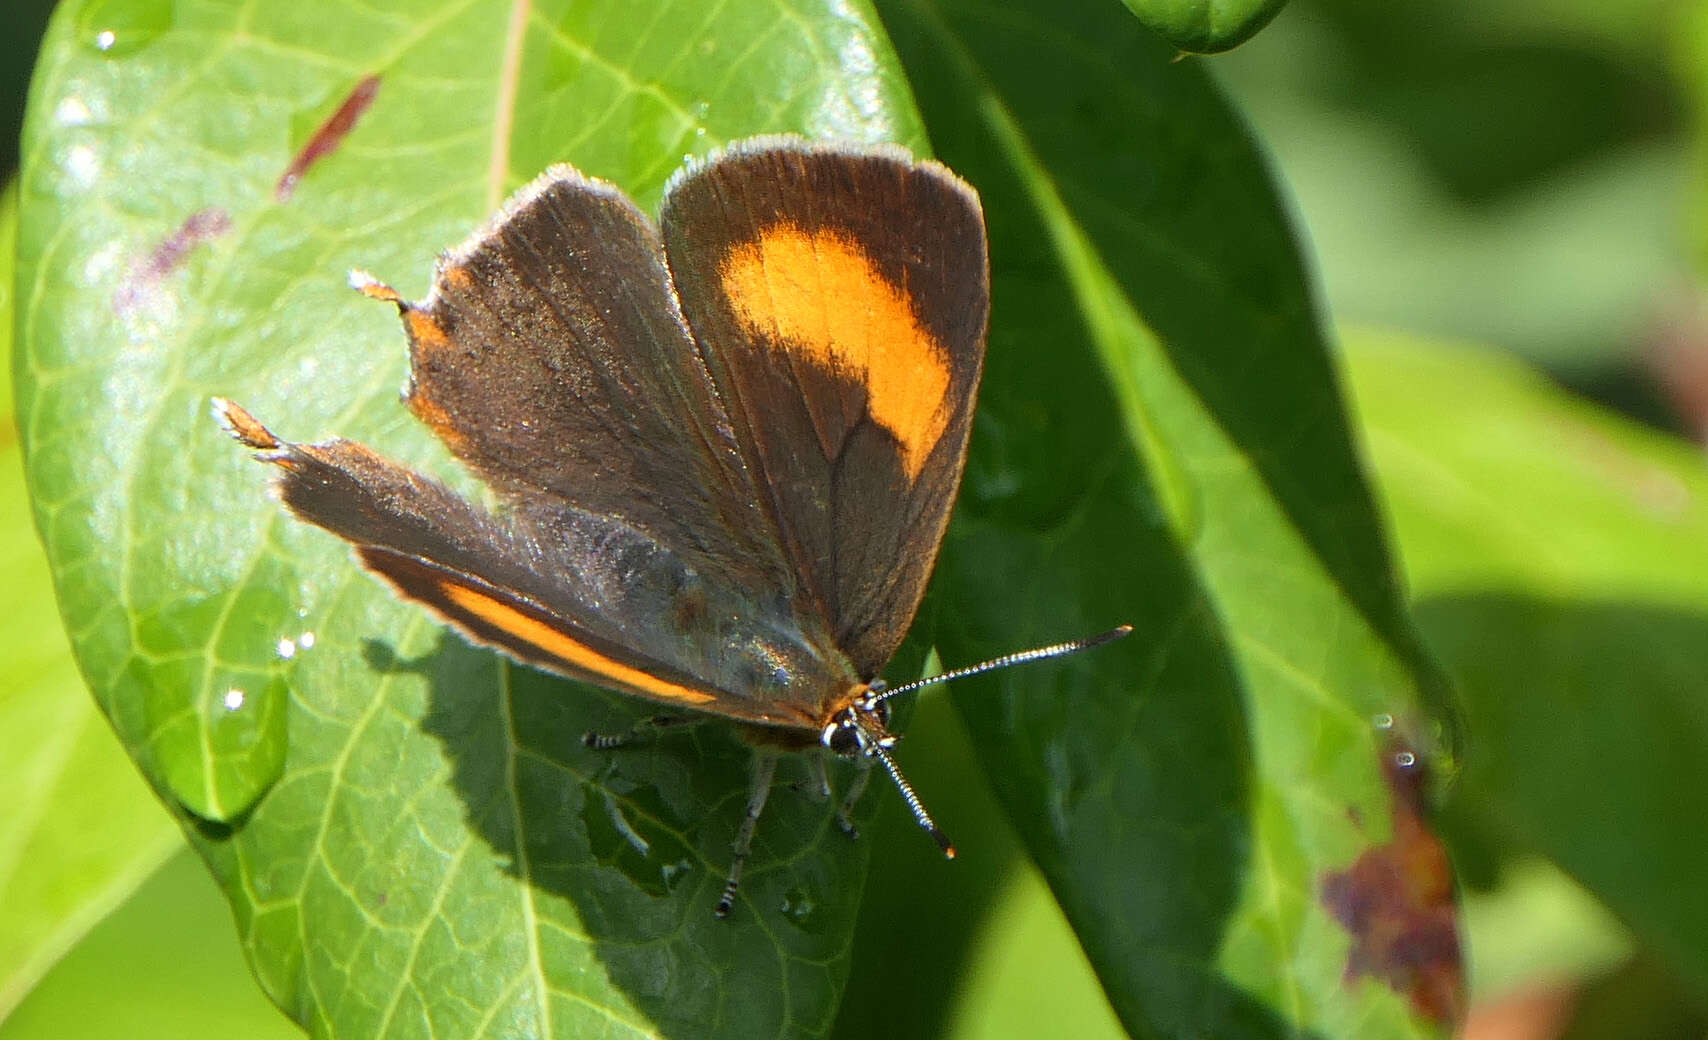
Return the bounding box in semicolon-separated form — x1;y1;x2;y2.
659;141;989;678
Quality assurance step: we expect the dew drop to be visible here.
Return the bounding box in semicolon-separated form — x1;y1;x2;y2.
82;241;125;286
1393;750;1416;768
64;145;99;186
223;688;246;711
779;885;822;928
55;96;94;126
79;0;171;56
659;857;694;892
276;637;297;659
1372;712;1394;730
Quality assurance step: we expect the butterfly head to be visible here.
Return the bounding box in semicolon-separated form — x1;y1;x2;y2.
820;680;954;857
819;685;894;758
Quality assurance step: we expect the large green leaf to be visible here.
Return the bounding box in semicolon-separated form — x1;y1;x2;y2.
19;0;1465;1036
872;0;1461;1036
16;1;926;1036
0;180;182;1023
1345;328;1708;997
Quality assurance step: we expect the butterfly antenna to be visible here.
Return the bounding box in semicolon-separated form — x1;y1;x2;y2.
870;624;1133;705
871;743;956;859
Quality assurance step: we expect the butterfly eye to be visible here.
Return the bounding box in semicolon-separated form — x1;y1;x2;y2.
823;721;862;756
872;699;892;728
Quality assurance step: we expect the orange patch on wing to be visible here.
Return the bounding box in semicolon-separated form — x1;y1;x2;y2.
211;398;282;451
403;310;465;450
720;224;950;480
406;390;468;453
405;308;453;354
436;580;718;707
439;263;476;290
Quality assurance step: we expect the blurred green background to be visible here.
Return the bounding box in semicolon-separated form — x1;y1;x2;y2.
4;0;1707;1036
1213;0;1696;421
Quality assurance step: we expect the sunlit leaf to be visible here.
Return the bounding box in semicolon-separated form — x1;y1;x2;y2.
874;0;1463;1035
17;0;925;1034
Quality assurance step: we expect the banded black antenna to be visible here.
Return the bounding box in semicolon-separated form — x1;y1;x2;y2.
870;624;1133;704
854;624;1133;859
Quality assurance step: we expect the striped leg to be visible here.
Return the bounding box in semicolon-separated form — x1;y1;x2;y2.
582;713;697;750
715;752;779;918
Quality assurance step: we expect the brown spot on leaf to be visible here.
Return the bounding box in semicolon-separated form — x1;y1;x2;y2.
1321;740;1465;1025
276;74;381;201
113;207;232;313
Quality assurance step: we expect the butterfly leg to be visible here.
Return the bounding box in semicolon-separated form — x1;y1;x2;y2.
795;755;866;840
715;751;779;918
795;754;834;801
835;755;873;840
582;714;698;750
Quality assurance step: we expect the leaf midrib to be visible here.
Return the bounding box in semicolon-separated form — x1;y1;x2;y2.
486;0;532;211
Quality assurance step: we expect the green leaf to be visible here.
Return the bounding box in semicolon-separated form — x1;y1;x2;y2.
835;688;1126;1040
0;179;182;1023
17;0;926;1036
1344;327;1708;997
1114;0;1285;53
876;0;1460;1036
1212;5;1691;373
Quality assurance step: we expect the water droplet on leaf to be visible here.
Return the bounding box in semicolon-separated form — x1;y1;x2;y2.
780;885;822;928
78;0;171;56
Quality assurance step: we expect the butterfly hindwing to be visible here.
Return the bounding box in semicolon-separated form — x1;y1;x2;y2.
353;546;724;712
659;141;989;677
216;413;829;727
